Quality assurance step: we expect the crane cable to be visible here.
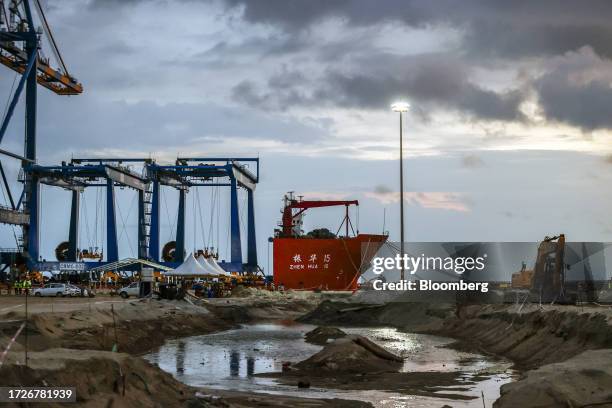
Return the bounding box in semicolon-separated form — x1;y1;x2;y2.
100;188;105;252
93;188;99;249
195;188;207;250
116;193;136;257
32;0;69;75
217;186;220;254
192;188;196;252
207;186;217;250
161;188;176;242
80;189;91;249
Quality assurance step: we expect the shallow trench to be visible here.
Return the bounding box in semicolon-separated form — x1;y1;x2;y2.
144;322;516;407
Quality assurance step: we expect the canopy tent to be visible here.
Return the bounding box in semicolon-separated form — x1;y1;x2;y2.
165;253;217;277
197;255;232;277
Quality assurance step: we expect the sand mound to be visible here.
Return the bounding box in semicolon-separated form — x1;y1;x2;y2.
0;348;204;407
304;326;346;345
296;335;403;373
495;349;612;408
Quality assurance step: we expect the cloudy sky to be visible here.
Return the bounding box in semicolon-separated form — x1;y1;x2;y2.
1;0;612;269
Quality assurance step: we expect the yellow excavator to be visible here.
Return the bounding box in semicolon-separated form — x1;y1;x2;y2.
529;234;567;303
511;234;598;304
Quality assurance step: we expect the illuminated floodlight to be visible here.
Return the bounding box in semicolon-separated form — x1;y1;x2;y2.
391;101;410;112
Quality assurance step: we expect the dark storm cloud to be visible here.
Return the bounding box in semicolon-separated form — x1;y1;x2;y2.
221;0;612;59
317;71;524;121
534;48;612;130
218;0;612;129
537;76;612;130
233;53;525;121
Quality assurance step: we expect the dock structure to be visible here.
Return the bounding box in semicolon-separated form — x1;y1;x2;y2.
0;1;261;277
26;157;259;274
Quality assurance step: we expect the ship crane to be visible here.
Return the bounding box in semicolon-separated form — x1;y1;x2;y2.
280;192;358;238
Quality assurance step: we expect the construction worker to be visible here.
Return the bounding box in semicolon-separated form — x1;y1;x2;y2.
16;279;22;295
12;280;18;295
24;278;31;295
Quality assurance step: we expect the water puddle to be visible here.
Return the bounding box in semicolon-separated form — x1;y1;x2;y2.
145;323;515;407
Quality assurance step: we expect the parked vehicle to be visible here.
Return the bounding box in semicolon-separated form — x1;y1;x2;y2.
118;282;140;299
66;284;89;297
33;283;70;297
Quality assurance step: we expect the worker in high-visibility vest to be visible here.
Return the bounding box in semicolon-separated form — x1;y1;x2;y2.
16;280;22;295
13;280;19;295
24;279;32;295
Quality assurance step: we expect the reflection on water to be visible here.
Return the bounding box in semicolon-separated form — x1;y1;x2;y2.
145;323;514;407
176;341;186;374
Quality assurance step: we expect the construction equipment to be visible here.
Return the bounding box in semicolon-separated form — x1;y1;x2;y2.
278;192;359;238
511;261;534;289
530;234;567;303
0;0;82;271
0;0;82;95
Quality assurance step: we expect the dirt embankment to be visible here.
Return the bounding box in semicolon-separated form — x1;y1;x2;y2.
298;300;453;330
439;304;612;370
1;349;201;408
206;295;319;325
1;293;321;356
300;300;612;369
495;349;612;408
300;300;612;407
1;347;374;408
0;293;343;408
1;300;232;355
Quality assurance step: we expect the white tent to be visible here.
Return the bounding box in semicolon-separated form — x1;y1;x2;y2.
206;256;232;277
165;253;216;276
196;255;231;277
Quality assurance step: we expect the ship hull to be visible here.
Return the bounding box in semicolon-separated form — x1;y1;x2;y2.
273;234;387;291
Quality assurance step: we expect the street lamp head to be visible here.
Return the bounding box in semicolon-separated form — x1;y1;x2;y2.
391;101;410;112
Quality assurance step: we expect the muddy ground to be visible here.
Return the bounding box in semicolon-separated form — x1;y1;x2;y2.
1;292;612;407
298;299;612;407
0;292;351;407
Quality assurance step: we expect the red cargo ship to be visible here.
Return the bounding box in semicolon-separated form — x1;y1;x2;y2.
273;192;387;291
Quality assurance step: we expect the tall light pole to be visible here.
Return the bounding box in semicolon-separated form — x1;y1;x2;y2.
391;101;409;281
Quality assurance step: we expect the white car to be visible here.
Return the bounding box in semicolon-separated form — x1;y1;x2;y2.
119;282;140;298
66;284;89;297
34;283;70;297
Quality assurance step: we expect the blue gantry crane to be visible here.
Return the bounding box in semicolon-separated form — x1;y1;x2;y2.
0;2;261;277
25;160;149;265
0;0;82;273
28;157;259;274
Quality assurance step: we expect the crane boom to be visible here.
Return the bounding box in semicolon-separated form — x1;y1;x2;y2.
280;192;359;237
0;0;82;95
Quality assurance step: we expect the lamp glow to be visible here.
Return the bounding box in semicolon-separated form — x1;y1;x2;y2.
391;101;410;112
